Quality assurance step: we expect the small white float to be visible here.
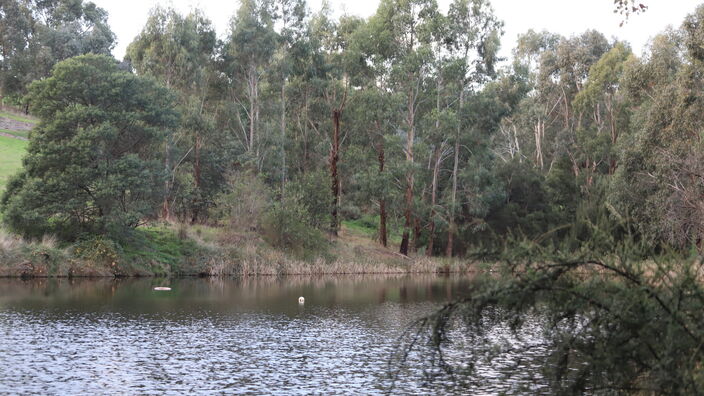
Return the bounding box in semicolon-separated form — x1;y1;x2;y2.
298;296;305;304
154;287;172;291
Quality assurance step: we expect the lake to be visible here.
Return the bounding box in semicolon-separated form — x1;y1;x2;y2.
0;275;550;394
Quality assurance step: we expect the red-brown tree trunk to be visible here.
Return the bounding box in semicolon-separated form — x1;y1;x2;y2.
412;217;420;253
400;90;416;256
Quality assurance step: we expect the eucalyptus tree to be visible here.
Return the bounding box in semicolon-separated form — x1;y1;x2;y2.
506;30;611;179
222;0;278;164
0;0;33;102
366;0;440;255
573;42;632;175
126;7;218;221
612;6;704;249
345;82;402;247
271;0;307;193
443;0;502;256
303;7;368;235
0;0;115;106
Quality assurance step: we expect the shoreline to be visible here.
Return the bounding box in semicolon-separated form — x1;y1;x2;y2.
0;260;474;279
0;268;474;279
0;224;475;279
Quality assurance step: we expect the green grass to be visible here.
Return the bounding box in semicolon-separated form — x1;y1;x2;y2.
343;214;403;245
121;226;206;274
0;135;27;193
0;111;37;124
0;128;29;139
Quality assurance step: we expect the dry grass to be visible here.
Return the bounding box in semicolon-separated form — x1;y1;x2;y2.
0;228;112;277
0;221;476;278
199;224;474;277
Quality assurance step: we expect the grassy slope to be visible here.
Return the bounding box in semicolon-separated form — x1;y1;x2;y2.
0;111;37;124
0;129;29;139
0;135;27;194
343;215;403;246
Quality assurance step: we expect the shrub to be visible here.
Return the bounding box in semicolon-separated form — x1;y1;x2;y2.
261;201;329;260
340;204;362;220
72;235;121;274
212;171;270;232
396;234;704;394
286;170;331;230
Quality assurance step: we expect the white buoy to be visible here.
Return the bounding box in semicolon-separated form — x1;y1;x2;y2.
298;296;305;304
154;287;171;291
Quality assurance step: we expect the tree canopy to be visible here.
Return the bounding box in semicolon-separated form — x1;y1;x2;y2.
1;54;177;239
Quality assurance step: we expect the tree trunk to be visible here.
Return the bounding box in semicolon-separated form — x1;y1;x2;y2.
535;119;544;169
254;75;260;160
427;146;442;257
446;137;459;257
400;90;416;256
428;76;442;257
248;69;256;153
330;109;341;236
446;90;463;258
194;132;201;189
281;79;287;194
379;199;388;248
608;97;618;174
412;216;421;254
161;141;171;220
376;127;388;247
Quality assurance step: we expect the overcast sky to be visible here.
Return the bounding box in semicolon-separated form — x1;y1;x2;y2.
91;0;702;62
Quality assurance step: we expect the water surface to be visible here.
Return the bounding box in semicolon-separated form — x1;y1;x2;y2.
0;275;548;394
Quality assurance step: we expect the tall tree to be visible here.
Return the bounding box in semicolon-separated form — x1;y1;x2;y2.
223;0;277;163
126;7;218;221
1;54;177;239
272;0;307;194
444;0;502;256
0;0;115;106
367;0;439;255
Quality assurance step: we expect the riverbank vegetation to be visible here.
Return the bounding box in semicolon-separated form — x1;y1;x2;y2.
396;233;704;393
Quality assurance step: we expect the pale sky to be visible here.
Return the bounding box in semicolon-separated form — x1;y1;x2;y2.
91;0;702;62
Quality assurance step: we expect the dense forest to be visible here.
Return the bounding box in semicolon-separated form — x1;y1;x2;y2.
1;0;703;260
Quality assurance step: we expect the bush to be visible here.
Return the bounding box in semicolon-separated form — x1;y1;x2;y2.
397;235;704;394
287;170;331;230
340;204;362;220
261;201;329;260
212;171;270;232
73;235;121;274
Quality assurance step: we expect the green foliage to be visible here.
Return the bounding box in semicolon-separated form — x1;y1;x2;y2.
120;226;204;274
256;170;333;260
212;170;271;231
286;170;332;230
1;54;178;240
0;0;115;101
344;215;403;244
72;235;121;274
261;200;329;260
400;235;704;394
